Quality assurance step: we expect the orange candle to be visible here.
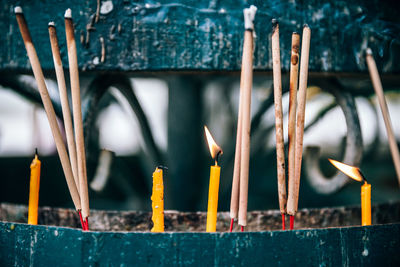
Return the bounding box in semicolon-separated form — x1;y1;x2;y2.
204;126;223;232
361;182;371;226
28;151;41;225
151;167;164;232
207;164;221;232
329;159;372;226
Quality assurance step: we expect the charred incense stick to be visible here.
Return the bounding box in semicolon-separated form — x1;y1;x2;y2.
48;22;79;191
14;7;81;212
286;32;300;230
65;9;90;224
271;19;287;230
238;5;257;230
287;25;311;229
366;48;400;186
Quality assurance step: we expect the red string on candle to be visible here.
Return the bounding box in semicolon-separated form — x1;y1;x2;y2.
85;218;89;231
241;226;244;232
229;219;234;232
290;215;294;230
281;213;285;230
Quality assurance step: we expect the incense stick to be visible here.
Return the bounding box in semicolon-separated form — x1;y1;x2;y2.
65;9;90;221
271;19;287;229
230;90;242;231
286;32;300;229
14;7;81;211
366;48;400;186
230;67;246;230
238;5;257;228
287;25;311;229
48;22;79;191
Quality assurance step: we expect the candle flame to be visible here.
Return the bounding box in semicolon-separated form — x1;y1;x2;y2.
328;159;364;182
204;126;223;161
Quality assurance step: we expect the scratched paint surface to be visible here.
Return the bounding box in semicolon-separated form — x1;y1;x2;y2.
0;221;399;266
0;0;399;73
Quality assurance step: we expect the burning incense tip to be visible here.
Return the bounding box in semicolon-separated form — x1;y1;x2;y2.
271;19;279;35
271;18;278;27
328;159;366;182
243;5;257;30
48;21;55;27
366;48;373;55
14;6;23;14
64;8;72;18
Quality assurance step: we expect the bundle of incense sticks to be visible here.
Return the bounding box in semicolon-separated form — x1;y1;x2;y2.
229;5;257;232
272;21;311;230
15;7;90;230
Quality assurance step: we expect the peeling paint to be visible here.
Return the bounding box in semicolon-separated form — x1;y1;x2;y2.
1;0;399;72
100;1;114;15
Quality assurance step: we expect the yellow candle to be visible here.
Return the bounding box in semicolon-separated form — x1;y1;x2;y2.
328;159;372;227
206;164;221;232
28;152;41;225
151;167;164;232
204;126;223;232
361;182;371;226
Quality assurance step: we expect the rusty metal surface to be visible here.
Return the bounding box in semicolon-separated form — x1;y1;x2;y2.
0;0;399;73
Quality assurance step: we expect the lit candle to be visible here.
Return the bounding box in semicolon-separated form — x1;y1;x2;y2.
204;126;223;232
329;159;371;226
28;149;41;225
151;167;164;232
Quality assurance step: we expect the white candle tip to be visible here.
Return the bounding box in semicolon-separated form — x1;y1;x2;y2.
48;21;55;27
14;6;23;14
64;8;72;18
243;5;257;30
366;48;373;55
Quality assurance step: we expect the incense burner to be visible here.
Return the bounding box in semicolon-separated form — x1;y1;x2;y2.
1;202;400;265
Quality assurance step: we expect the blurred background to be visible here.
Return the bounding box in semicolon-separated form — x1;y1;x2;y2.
1;0;400;212
1;74;400;212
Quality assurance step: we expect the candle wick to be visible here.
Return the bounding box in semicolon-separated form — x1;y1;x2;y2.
215;150;222;166
359;170;368;183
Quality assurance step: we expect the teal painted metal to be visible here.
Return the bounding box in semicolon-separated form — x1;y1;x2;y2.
1;221;400;266
0;0;399;73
